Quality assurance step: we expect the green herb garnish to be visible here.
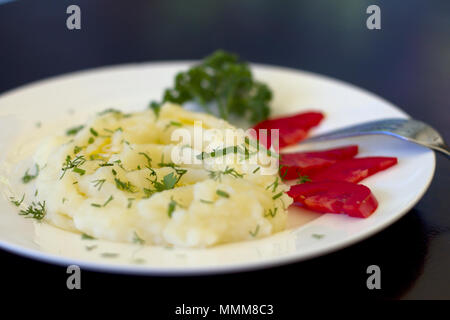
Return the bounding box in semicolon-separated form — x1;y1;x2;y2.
297;174;311;184
66;125;84;136
208;166;244;182
10;194;25;207
99;162;114;167
101;252;119;258
266;177;279;193
249;225;260;237
138;152;152;168
264;207;278;218
114;177;137;193
167;197;182;218
60;155;86;179
91;179;106;191
127;198;135;209
132;231;145;244
98;108;122;116
81;233;96;240
216;189;230;198
22;164;39;183
73;145;83;154
91;195;113;208
72;167;86;176
150;50;272;124
89;127;99;136
272;192;283;200
19;201;46;220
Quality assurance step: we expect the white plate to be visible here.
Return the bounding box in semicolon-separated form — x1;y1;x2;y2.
0;62;435;275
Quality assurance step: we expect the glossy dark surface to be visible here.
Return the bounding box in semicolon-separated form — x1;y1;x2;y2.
0;0;448;301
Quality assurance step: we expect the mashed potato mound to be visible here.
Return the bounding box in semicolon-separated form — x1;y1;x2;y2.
28;103;292;248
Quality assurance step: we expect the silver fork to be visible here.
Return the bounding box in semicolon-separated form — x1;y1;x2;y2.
301;118;450;158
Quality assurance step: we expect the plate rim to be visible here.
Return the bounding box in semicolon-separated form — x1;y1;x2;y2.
0;61;436;276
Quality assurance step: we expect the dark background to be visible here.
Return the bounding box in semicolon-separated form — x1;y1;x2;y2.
0;0;449;304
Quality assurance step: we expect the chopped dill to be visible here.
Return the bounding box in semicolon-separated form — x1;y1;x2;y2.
138;152;152;168
167;197;182;218
272;192;283;200
216;189;230;198
279;165;288;180
81;233;96;240
19;201;46;220
22;164;39;183
91;195;113;208
170;121;182;127
127;198;135;209
10;194;25;207
99;162;114;167
165;121;182;130
157;154;177;168
103;195;113;206
133;258;146;264
249;225;260;237
114;177;137;193
101;252;119;258
266;177;279;193
60;155;86;179
72;167;86;176
73;145;83;154
132;231;145;245
98;108;122;116
297;174;311;184
89;127;98;136
196;145;240;160
264;207;278;218
66;125;84;136
208;166;244;182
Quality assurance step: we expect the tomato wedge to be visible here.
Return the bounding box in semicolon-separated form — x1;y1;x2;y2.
288;181;378;218
252;111;324;149
279;145;358;180
310;157;398;183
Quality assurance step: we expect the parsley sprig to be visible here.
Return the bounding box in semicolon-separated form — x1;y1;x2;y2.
150;50;272;124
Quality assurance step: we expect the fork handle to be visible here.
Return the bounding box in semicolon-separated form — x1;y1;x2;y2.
431;144;450;158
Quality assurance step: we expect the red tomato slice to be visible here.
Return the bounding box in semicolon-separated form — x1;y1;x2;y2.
288;181;378;218
279;145;358;180
310;157;398;183
252;111;324;149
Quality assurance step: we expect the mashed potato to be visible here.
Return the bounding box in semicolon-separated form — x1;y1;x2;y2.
25;103;292;248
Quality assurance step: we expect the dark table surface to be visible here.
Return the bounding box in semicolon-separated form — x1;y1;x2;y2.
0;0;449;303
